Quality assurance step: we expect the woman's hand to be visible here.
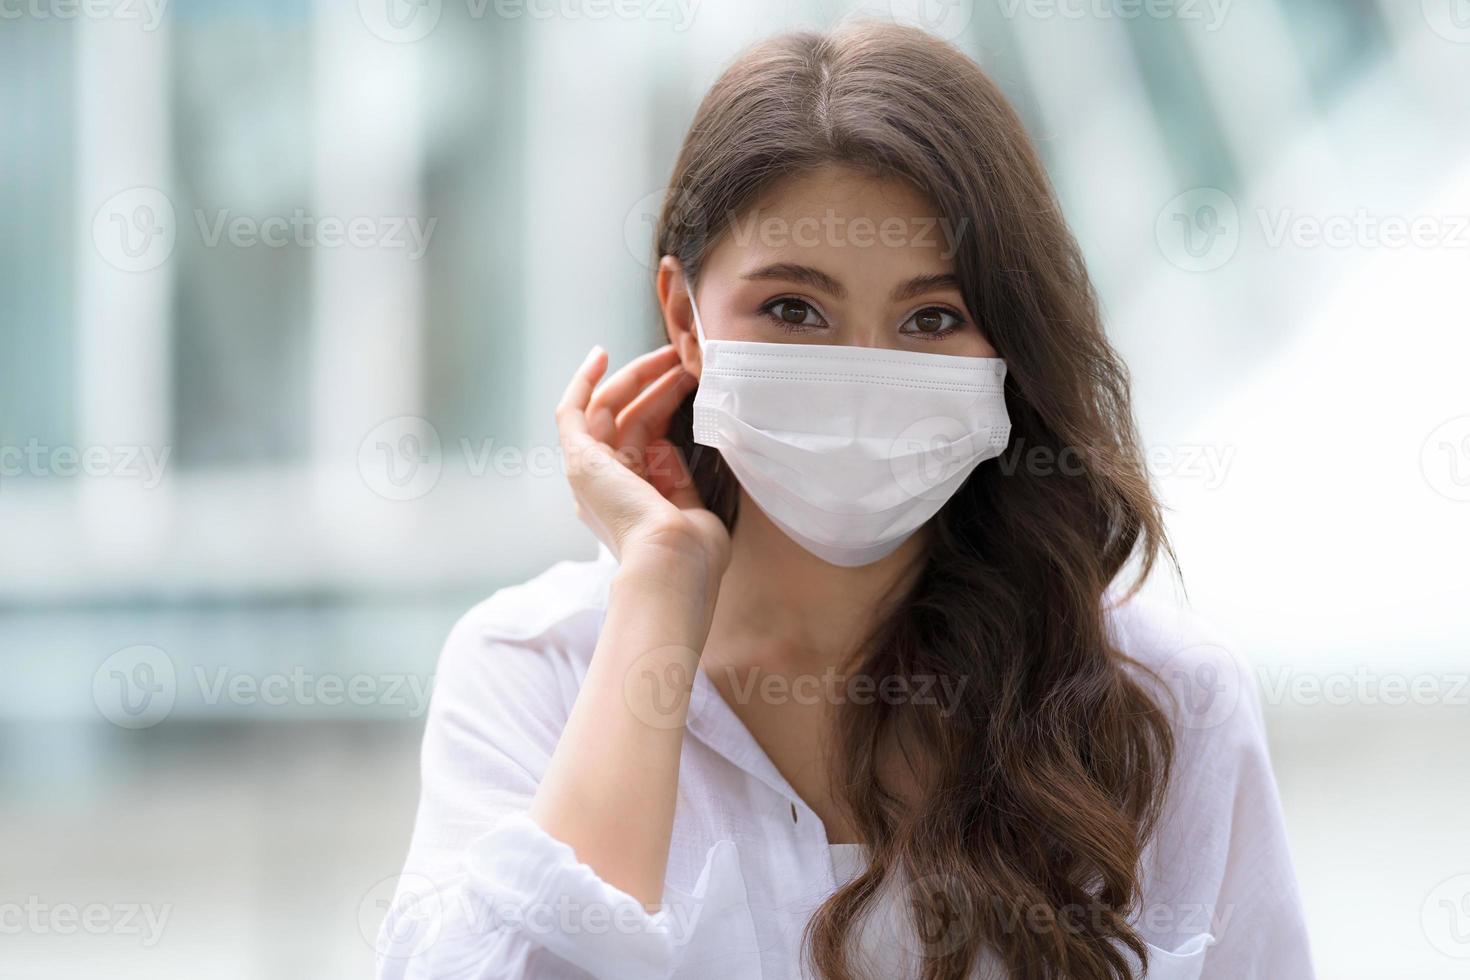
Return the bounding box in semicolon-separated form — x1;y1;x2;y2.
556;343;731;591
529;345;726;909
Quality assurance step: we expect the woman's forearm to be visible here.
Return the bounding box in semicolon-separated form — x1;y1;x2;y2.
527;549;713;911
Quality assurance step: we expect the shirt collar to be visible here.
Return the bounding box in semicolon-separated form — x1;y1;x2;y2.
591;541;806;811
687;658;806;809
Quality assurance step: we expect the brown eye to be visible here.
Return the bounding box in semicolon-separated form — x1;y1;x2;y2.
900;306;965;340
779;300;811;324
912;309;944;333
760;297;828;332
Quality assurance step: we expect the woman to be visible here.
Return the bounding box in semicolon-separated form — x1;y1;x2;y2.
378;21;1313;980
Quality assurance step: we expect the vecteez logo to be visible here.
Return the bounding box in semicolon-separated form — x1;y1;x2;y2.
1421;416;1470;502
1156;188;1240;272
93;645;178;730
92;187;177;273
358;416;444;501
890;0;974;41
1422;0;1470;43
0;0;169;31
358;0;443;42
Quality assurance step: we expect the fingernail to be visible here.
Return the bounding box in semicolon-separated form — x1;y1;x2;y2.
584;344;604;363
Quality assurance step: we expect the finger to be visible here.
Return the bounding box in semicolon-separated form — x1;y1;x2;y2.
586;345;680;444
560;430;619;489
618;366;698;454
556;345;609;443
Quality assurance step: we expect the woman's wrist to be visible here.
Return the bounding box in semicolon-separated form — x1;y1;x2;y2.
615;538;718;605
606;552;717;655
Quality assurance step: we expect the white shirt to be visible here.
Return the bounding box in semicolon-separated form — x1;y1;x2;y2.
376;544;1314;980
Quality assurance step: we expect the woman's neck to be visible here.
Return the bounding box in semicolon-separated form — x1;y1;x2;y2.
706;490;927;671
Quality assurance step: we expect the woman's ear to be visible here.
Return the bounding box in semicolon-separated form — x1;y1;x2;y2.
656;255;701;380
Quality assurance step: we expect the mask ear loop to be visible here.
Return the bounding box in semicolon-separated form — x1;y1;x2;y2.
683;280;707;349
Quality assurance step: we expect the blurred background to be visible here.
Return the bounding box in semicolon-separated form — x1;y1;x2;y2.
2;0;1468;977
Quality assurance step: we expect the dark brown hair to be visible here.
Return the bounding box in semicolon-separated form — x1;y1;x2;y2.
655;20;1175;980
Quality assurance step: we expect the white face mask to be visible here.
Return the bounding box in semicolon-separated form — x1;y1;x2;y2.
685;282;1012;567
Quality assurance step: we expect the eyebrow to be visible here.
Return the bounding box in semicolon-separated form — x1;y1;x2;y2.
891;272;961;303
741;263;960;304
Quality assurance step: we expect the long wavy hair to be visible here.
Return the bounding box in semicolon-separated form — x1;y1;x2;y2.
654;21;1175;980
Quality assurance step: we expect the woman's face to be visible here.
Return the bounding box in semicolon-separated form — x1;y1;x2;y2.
674;164;998;364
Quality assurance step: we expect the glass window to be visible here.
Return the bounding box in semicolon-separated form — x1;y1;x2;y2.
1278;0;1388;106
420;15;529;453
1122;16;1238;193
0;23;76;462
169;13;315;467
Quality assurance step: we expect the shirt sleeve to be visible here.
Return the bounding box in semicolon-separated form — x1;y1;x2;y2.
374;596;677;980
1128;611;1316;980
